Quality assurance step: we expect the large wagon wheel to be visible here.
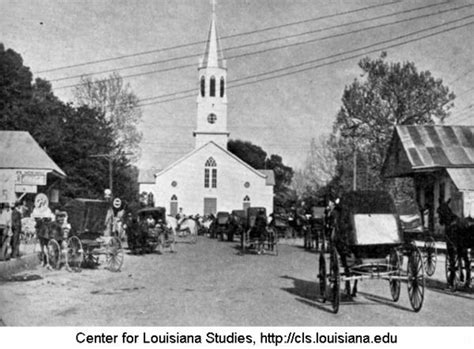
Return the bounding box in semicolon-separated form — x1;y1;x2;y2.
66;236;84;269
407;247;424;312
389;248;401;302
445;249;461;292
318;253;327;301
328;248;340;313
105;236;124;272
423;237;437;277
47;239;61;270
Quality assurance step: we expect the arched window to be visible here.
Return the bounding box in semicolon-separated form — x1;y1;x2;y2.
243;195;251;211
210;76;216;97
170;195;178;216
220;77;225;97
204;157;217;188
200;76;205;97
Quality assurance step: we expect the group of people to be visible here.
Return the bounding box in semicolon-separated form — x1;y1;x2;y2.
0;202;26;261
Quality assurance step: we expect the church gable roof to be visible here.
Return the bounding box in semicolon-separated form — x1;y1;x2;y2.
154;141;272;184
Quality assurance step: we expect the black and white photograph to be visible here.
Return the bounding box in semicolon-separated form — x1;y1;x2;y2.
0;0;473;336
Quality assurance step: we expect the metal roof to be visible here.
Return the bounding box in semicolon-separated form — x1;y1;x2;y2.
446;168;474;191
396;125;474;169
0;131;66;177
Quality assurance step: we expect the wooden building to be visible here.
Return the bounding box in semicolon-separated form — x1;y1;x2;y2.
382;125;474;234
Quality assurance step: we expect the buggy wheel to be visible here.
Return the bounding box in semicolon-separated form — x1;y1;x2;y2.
424;237;437;277
47;239;61;269
105;237;124;272
389;248;401;302
66;236;84;269
318;253;327;301
328;248;340;313
407;247;424;312
445;249;460;291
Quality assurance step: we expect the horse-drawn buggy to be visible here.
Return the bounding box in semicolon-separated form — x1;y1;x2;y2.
304;206;325;250
241;207;277;255
229;209;246;240
127;207;175;254
212;211;233;241
269;211;291;239
318;191;425;313
62;199;124;272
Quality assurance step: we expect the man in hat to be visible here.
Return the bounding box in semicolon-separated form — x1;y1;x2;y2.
10;202;22;258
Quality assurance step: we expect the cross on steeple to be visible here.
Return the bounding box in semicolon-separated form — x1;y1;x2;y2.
211;0;216;14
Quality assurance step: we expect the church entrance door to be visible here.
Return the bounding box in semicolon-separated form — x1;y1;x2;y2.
204;198;217;216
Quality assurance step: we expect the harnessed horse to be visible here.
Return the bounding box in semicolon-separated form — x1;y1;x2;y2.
437;198;474;288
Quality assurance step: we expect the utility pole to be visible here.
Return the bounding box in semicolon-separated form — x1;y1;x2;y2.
90;152;131;197
90;154;115;196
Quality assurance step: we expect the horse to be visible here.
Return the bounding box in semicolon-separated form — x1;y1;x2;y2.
437;198;474;289
167;216;198;240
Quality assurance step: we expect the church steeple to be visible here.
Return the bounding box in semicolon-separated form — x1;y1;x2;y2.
199;1;226;69
194;0;229;149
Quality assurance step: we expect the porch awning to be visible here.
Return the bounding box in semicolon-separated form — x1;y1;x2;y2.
447;168;474;191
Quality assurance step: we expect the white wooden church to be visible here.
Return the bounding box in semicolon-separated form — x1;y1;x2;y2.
139;7;274;216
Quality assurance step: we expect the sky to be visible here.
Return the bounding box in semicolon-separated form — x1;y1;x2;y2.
1;0;473;172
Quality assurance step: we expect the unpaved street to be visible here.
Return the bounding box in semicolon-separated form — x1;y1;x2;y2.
0;237;473;326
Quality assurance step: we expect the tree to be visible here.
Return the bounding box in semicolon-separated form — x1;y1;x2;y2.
0;43;33;129
227;139;267;169
332;52;455;195
292;135;336;200
73;72;143;159
227;139;295;210
0;45;140;205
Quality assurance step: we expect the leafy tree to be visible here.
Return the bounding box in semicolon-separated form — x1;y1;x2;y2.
0;44;140;205
227;139;267;169
332;52;455;196
0;43;33;129
73;72;143;159
227;139;295;210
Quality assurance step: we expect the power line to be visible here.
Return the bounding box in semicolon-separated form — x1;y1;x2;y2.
36;0;401;74
55;2;471;91
50;1;447;83
136;14;474;108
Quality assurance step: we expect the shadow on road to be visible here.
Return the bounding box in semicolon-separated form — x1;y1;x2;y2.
424;278;474;300
357;291;413;312
280;275;361;314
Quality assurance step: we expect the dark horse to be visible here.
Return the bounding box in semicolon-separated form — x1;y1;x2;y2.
437;198;474;289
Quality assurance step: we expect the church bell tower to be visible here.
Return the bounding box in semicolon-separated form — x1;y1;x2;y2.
194;1;229;149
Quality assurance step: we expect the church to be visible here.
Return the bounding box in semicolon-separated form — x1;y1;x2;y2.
139;7;274;216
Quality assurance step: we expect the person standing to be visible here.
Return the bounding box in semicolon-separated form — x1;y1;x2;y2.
10;202;22;258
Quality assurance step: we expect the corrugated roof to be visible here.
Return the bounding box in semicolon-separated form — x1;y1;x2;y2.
0;131;66;177
397;125;474;169
447;168;474;191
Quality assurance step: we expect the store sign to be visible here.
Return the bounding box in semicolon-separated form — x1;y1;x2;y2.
16;170;47;186
15;185;37;193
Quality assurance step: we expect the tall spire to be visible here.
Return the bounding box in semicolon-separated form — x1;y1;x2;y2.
200;0;226;69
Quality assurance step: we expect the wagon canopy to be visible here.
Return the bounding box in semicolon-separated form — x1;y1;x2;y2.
64;199;110;235
137;207;166;222
336;191;402;246
216;211;230;225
